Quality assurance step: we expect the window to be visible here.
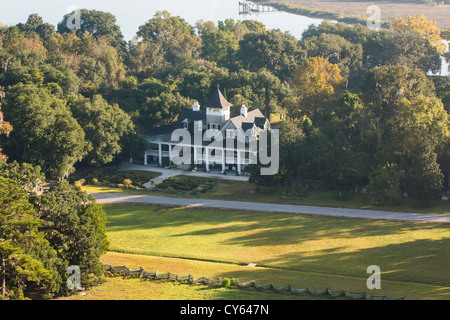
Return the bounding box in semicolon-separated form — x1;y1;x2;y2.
208;123;220;131
182;121;189;129
226;129;236;139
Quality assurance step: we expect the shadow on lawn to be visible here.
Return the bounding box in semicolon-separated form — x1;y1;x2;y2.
209;238;450;300
104;204;450;297
105;204;445;244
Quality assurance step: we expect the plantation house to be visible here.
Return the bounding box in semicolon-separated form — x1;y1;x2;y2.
141;88;271;174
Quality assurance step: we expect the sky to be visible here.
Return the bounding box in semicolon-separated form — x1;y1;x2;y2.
1;0;246;40
0;0;323;40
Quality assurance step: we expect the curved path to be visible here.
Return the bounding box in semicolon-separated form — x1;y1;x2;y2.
92;193;450;224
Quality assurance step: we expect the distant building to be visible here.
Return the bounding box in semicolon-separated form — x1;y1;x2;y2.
142;87;271;174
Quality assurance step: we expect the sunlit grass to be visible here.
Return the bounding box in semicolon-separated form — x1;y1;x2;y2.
57;276;325;300
101;204;450;299
59;251;450;300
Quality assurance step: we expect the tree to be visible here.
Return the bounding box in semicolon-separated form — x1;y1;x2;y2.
392;15;447;54
304;33;363;86
367;163;404;205
374;27;442;74
363;66;449;202
363;65;436;126
137;11;201;62
432;76;450;113
293;57;344;121
115;131;149;164
67;94;134;166
201;28;239;68
0;94;12;162
0;177;59;299
235;20;266;40
34;181;109;290
1;83;89;179
140;91;193;129
57;9;126;53
404;140;444;203
126;38;167;76
0;161;45;193
16;14;55;42
238;29;306;81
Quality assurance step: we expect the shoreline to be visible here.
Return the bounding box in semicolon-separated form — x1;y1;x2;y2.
253;0;450;31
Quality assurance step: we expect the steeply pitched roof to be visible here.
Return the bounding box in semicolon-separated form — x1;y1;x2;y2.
229;109;266;130
207;88;233;110
254;117;267;129
241;122;255;131
176;108;206;128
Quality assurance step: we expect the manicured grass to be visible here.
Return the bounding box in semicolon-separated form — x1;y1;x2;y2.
83;176;450;215
102;204;450;299
58;276;326;300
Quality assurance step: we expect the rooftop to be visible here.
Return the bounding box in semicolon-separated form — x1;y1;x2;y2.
207;87;233;110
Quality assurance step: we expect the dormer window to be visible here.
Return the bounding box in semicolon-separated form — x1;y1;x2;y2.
226;129;236;139
182;119;189;129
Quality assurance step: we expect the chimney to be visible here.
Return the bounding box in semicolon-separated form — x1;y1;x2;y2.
240;104;248;117
193;101;200;112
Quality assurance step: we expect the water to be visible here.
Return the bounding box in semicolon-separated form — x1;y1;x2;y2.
429;40;449;77
1;0;447;75
0;0;322;41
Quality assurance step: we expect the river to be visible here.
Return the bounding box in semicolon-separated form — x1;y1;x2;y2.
0;0;323;41
1;0;447;75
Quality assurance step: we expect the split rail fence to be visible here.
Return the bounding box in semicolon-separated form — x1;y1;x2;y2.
104;264;405;300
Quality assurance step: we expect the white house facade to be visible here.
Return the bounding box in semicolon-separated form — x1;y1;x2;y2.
141;88;271;175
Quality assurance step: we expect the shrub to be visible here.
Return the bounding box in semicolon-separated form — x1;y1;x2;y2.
281;189;308;200
74;179;85;187
367;163;404;206
221;278;231;287
91;178;98;185
162;157;171;167
221;278;237;287
123;179;132;188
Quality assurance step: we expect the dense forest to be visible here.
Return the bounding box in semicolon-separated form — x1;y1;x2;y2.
0;11;449;200
0;9;449;298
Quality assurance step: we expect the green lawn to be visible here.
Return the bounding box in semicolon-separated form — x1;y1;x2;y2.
100;204;450;300
83;175;450;215
58;276;329;300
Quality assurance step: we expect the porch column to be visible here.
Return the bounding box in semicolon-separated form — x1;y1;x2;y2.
193;146;198;166
144;151;148;165
158;143;162;166
221;148;226;173
237;151;241;175
205;147;209;172
168;144;173;164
